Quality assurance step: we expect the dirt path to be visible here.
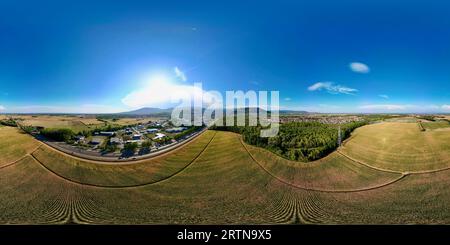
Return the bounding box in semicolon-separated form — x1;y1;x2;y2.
0;144;42;169
239;136;407;193
337;150;450;175
336;150;404;174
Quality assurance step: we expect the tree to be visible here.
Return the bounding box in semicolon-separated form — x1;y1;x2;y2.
139;140;152;155
0;119;17;127
40;128;75;142
211;118;367;162
123;142;138;152
141;140;152;149
121;142;138;157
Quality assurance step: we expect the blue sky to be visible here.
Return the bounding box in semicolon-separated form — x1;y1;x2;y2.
1;0;450;113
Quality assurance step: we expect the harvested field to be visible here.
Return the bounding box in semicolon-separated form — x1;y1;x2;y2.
17;115;105;133
103;117;166;126
31;131;216;187
0;127;40;167
339;122;450;172
1;121;450;224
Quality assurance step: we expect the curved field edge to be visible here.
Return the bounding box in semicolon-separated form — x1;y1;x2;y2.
339;122;450;172
239;135;404;192
0;131;291;224
30;131;216;187
0;127;40;167
326;169;450;224
2;130;450;224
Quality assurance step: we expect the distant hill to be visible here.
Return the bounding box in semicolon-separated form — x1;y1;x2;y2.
118;107;173;116
279;110;310;115
118;107;311;117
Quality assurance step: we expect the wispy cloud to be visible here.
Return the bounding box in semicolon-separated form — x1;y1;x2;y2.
250;81;259;86
174;66;187;82
284;97;291;101
359;104;450;113
359;104;408;110
319;104;341;109
308;82;357;95
0;105;5;111
349;62;370;73
379;94;389;99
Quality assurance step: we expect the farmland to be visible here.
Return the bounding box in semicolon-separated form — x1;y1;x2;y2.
14;115;106;133
339;122;450;172
0;127;40;167
422;120;450;130
5;115;166;133
101;117;165;126
1;120;450;224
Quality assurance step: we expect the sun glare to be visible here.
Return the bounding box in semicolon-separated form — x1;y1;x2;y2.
149;74;171;87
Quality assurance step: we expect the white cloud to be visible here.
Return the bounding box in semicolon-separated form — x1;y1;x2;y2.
121;80;222;109
379;94;389;99
319;104;341;109
358;104;450;113
0;105;5;111
284;97;291;101
359;104;409;110
174;66;187;82
122;83;200;108
349;62;370;73
284;104;450;113
307;82;357;95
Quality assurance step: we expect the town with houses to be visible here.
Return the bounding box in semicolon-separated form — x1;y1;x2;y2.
69;118;202;158
280;114;364;124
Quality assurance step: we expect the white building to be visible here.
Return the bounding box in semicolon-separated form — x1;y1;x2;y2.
146;128;159;133
132;134;142;140
110;137;122;144
153;133;166;140
100;131;115;136
165;127;186;133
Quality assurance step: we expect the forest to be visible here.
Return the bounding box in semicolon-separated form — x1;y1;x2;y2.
211;120;366;161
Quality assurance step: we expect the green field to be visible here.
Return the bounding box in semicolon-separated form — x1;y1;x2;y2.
1;121;450;224
422;120;450;130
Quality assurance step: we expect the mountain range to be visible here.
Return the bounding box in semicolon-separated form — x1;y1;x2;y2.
118;107;310;116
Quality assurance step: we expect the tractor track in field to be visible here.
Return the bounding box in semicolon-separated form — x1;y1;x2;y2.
239;136;407;193
337;150;450;175
0;144;42;170
267;190;340;224
336;150;404;174
29;131;217;189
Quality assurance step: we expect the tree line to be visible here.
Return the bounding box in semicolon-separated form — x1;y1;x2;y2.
211;120;366;162
0;119;17;127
